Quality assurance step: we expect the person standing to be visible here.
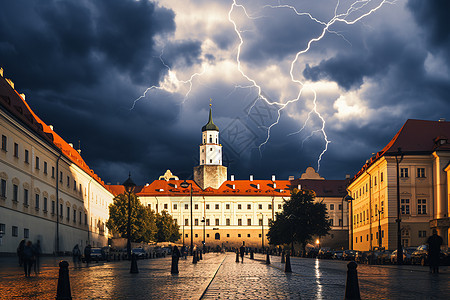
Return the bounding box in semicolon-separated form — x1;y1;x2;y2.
239;243;245;263
171;246;181;274
33;240;42;274
17;239;25;267
73;244;82;268
427;229;443;274
84;244;92;264
22;241;35;277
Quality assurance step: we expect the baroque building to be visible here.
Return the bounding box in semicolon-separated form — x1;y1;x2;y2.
0;68;114;254
348;119;450;251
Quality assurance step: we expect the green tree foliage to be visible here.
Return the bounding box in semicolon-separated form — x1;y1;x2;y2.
267;189;331;252
155;210;181;242
106;193;157;243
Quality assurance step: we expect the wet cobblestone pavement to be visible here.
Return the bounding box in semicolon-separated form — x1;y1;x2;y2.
1;253;449;299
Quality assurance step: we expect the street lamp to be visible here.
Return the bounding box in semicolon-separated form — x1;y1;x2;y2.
201;217;206;253
123;173;136;259
343;195;354;250
395;147;404;265
180;180;193;256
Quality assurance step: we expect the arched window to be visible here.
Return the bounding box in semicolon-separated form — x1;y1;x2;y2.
209;136;212;143
215;233;220;240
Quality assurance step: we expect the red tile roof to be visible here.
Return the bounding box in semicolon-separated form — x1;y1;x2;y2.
353;119;450;181
0;72;111;192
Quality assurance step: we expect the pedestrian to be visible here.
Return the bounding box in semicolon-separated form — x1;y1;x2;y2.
239;242;245;263
17;239;25;267
33;240;42;274
84;244;92;264
180;245;186;259
427;229;443;273
23;241;35;277
73;244;82;268
171;246;181;274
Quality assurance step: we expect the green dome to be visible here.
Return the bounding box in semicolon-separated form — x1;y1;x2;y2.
202;107;219;132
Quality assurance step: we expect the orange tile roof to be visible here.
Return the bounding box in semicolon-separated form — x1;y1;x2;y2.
0;73;111;192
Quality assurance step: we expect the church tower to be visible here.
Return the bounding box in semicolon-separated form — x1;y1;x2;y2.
193;104;227;189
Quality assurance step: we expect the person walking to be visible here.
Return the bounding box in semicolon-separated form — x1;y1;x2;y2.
427;229;443;274
17;239;25;267
33;240;42;274
239;242;245;263
84;244;92;264
22;241;35;277
73;244;82;268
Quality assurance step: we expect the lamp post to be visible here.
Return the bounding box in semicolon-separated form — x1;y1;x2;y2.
201;217;206;253
343;195;354;250
123;173;136;259
378;209;383;248
395;147;404;265
180;180;193;256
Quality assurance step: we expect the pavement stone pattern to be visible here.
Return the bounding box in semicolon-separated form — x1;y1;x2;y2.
0;252;449;299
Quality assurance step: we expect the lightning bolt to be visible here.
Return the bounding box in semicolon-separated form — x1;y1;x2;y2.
229;0;394;171
130;49;206;110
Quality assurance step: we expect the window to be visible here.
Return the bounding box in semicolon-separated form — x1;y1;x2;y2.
238;204;241;209
173;204;177;210
85;214;87;225
247;204;251;210
215;219;219;226
73;210;76;223
417;168;425;178
215;204;219;209
259;234;261;238
35;156;40;169
258;204;262;209
195;219;198;226
400;168;408;178
25;150;29;163
0;179;6;198
226;204;230;209
52;167;55;178
338;204;342;211
185;219;188;226
14;143;18;157
1;135;7;151
185;204;188;210
418;199;427;214
330;219;334;226
278;204;282;209
209;136;212;143
210;147;212;151
24;189;29;206
418;230;427;238
238;219;242;226
268;204;272;209
60;204;63;217
381;172;384;182
226;218;230;226
0;223;5;234
268;218;272;224
67;207;70;220
210;159;212;163
339;219;343;226
194;204;198;210
12;226;18;237
12;184;18;202
35;194;39;210
67;176;70;187
195;234;198;238
247;218;251;226
374;177;377;186
259;219;263;226
164;203;168;210
401;199;410;214
330;204;334;210
185;234;188;238
247;234;250;237
206;219;210;226
73;180;77;191
206;204;210;209
43;162;48;174
52;201;55;214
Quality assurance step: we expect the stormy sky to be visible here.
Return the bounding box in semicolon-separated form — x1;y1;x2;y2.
1;0;449;185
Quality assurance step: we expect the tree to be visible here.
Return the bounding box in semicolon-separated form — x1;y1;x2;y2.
267;189;331;253
106;193;157;243
154;210;181;242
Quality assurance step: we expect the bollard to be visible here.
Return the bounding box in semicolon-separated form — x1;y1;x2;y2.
199;250;203;260
250;250;254;259
266;252;271;264
236;251;240;263
281;251;285;263
193;251;198;264
130;254;139;274
171;255;179;274
285;254;292;273
56;261;72;300
345;261;361;300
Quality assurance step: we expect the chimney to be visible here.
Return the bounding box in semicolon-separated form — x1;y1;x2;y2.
345;174;350;179
271;175;276;181
230;175;235;181
249;175;253;181
232;184;235;189
257;183;260;189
